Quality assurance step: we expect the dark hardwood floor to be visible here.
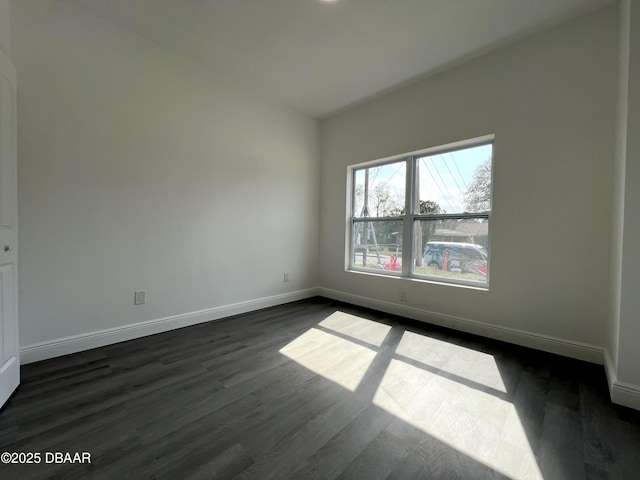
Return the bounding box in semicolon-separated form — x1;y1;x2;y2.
0;297;638;479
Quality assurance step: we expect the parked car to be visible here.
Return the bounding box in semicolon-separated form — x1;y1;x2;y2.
423;242;488;276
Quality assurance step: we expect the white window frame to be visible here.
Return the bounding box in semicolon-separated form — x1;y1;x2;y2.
347;135;494;289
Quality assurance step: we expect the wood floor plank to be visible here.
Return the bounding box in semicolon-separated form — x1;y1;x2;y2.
336;423;414;480
287;403;394;480
0;297;638;479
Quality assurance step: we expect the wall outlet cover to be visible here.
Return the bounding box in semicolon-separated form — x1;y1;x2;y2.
134;291;146;305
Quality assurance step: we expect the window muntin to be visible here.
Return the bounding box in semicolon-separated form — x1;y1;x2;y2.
349;139;493;287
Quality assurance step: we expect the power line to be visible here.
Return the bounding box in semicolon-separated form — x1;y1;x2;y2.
363;163;405;216
450;152;468;189
428;157;461;212
376;163;404;190
440;154;465;201
421;158;457;213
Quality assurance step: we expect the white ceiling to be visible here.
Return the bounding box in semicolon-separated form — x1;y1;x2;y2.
60;0;614;118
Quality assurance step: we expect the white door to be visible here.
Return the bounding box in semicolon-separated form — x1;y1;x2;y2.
0;48;18;410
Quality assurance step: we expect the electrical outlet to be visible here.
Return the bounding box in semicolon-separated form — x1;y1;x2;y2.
134;290;146;305
283;273;290;283
400;290;407;302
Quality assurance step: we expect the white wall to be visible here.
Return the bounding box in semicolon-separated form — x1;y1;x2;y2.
608;0;628;390
618;0;640;387
320;7;617;356
0;0;9;56
13;0;319;349
609;0;640;407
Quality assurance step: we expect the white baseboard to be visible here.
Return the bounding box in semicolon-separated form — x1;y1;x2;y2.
318;287;604;365
603;348;617;395
20;288;319;365
604;349;640;410
610;382;640;410
22;284;637;409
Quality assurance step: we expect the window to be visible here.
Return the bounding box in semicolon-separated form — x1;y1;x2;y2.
349;137;493;287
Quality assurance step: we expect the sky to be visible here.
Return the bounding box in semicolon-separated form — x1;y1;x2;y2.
353;143;492;216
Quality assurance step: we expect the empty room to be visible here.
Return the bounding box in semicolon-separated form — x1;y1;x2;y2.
1;0;639;478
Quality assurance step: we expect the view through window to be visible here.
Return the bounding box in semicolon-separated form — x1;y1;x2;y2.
349;138;493;287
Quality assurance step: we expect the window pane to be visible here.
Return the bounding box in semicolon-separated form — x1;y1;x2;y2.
413;218;489;284
352;220;403;272
416;144;492;214
354;161;406;218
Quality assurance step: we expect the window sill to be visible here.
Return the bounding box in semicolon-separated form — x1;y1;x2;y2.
346;268;490;292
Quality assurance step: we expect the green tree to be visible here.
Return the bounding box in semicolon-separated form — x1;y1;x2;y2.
464;160;491;212
418;200;443;215
354;184;403;249
354;183;402;217
388;199;443;216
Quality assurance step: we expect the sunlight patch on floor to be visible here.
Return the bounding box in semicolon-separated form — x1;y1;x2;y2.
396;330;508;393
279;327;376;391
279;311;542;479
318;311;392;347
373;358;542;480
